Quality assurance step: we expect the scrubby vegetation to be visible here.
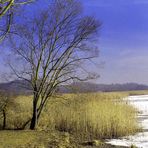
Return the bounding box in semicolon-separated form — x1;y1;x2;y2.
0;92;139;147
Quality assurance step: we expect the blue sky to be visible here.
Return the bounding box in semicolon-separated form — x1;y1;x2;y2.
2;0;148;84
80;0;148;84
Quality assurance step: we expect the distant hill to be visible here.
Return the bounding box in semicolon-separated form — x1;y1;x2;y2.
0;80;147;94
0;80;32;95
58;82;148;93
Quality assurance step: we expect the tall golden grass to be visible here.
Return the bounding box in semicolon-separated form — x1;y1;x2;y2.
41;93;139;140
0;92;139;140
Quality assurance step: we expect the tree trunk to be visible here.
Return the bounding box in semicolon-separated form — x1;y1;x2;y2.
30;99;38;130
2;109;6;130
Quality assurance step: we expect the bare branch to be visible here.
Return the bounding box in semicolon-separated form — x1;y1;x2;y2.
0;0;35;42
9;0;101;129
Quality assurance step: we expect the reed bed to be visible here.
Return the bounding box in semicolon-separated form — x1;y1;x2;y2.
0;92;139;141
41;93;139;140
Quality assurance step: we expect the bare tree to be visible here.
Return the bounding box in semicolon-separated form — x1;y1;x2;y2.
0;0;34;42
0;92;7;129
9;0;101;130
0;91;15;129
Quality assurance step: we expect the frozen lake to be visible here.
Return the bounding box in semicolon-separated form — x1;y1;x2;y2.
106;95;148;148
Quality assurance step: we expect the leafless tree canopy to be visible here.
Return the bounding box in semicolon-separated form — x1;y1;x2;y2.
0;0;34;42
9;0;101;129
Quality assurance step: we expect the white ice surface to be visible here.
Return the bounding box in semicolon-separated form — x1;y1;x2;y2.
106;95;148;148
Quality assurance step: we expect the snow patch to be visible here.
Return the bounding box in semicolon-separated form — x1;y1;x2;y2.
106;95;148;148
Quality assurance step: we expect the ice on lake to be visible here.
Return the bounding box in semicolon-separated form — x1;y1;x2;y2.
106;95;148;148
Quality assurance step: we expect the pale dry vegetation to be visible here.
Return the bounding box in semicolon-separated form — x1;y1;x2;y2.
45;93;138;140
0;92;139;142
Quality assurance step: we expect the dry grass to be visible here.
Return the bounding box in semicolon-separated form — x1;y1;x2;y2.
44;93;138;140
0;92;139;141
0;130;73;148
126;90;148;96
